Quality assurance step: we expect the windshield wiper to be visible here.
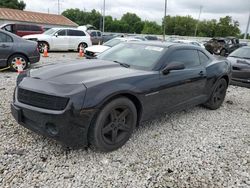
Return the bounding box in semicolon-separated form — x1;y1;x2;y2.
229;55;240;58
113;61;130;68
242;57;250;60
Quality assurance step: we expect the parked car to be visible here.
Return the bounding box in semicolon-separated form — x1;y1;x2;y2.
204;37;241;56
85;37;143;59
11;42;231;152
173;39;205;48
0;23;44;37
23;28;92;53
87;30;103;45
227;46;250;84
0;30;40;71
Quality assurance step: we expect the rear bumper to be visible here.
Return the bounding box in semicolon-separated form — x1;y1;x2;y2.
11;102;97;148
29;55;40;64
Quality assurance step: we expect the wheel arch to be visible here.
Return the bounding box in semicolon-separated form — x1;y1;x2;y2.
7;52;30;64
98;93;143;126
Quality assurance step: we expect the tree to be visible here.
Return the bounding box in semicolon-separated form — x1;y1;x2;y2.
142;21;162;35
121;13;143;33
0;0;26;10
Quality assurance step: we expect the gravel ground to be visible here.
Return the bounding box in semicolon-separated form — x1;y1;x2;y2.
0;53;250;188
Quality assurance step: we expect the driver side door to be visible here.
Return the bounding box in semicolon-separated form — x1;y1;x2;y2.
51;29;69;50
159;49;207;112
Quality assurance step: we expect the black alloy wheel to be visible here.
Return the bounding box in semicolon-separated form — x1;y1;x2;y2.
89;97;137;152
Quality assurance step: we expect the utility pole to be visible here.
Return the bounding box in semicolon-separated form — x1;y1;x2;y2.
194;6;202;36
103;0;106;33
244;11;250;39
163;0;167;41
58;0;60;15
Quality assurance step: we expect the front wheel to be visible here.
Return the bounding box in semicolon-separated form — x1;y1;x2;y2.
89;97;137;152
204;78;228;110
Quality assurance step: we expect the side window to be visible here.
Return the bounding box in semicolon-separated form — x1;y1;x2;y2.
198;51;210;64
57;29;66;36
90;32;97;37
68;30;86;36
168;49;200;68
0;32;13;43
97;32;102;37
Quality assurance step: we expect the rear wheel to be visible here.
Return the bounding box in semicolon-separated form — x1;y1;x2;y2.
204;78;228;110
8;54;28;72
77;42;88;52
89;97;137;152
220;49;226;56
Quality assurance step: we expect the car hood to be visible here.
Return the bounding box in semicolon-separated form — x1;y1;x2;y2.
85;45;110;53
29;60;145;87
227;57;250;68
23;34;48;39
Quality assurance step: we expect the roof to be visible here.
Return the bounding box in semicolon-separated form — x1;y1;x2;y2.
0;8;78;27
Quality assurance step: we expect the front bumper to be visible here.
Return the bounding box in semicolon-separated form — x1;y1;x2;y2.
11;102;97;148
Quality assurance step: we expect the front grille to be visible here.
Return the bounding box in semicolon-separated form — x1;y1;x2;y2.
17;88;69;110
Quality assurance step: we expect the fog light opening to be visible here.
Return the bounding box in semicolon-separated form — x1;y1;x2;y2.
45;123;59;136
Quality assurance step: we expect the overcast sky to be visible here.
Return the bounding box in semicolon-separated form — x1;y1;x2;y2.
23;0;250;33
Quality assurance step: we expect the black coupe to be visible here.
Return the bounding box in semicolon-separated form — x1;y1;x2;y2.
11;42;231;152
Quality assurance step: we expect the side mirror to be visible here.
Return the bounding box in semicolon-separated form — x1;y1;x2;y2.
162;61;185;75
55;33;58;37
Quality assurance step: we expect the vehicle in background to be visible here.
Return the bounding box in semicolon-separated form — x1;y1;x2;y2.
11;42;231;152
173;39;205;48
0;30;40;71
227;46;250;84
102;33;125;43
85;37;143;59
87;30;103;45
134;35;159;41
23;28;92;53
0;23;44;37
204;37;241;56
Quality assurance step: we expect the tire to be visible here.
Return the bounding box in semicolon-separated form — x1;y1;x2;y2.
8;54;28;72
89;97;137;152
220;49;226;56
38;42;49;53
204;78;228;110
78;43;88;52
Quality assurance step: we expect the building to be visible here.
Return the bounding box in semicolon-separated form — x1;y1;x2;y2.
0;8;78;29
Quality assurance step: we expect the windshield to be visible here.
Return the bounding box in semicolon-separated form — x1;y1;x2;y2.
97;43;166;70
43;28;57;35
229;48;250;59
103;38;123;47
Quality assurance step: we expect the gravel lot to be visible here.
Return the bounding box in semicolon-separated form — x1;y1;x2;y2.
0;53;250;188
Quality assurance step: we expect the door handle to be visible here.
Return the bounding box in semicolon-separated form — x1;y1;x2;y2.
0;44;9;48
199;71;204;76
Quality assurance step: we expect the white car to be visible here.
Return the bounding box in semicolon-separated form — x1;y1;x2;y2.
85;37;143;59
23;28;92;52
173;39;205;48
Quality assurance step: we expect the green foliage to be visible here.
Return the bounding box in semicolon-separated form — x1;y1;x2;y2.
142;21;162;35
62;8;241;37
0;0;26;10
163;15;240;37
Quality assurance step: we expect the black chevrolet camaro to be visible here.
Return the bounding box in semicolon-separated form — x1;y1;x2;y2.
11;42;231;152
